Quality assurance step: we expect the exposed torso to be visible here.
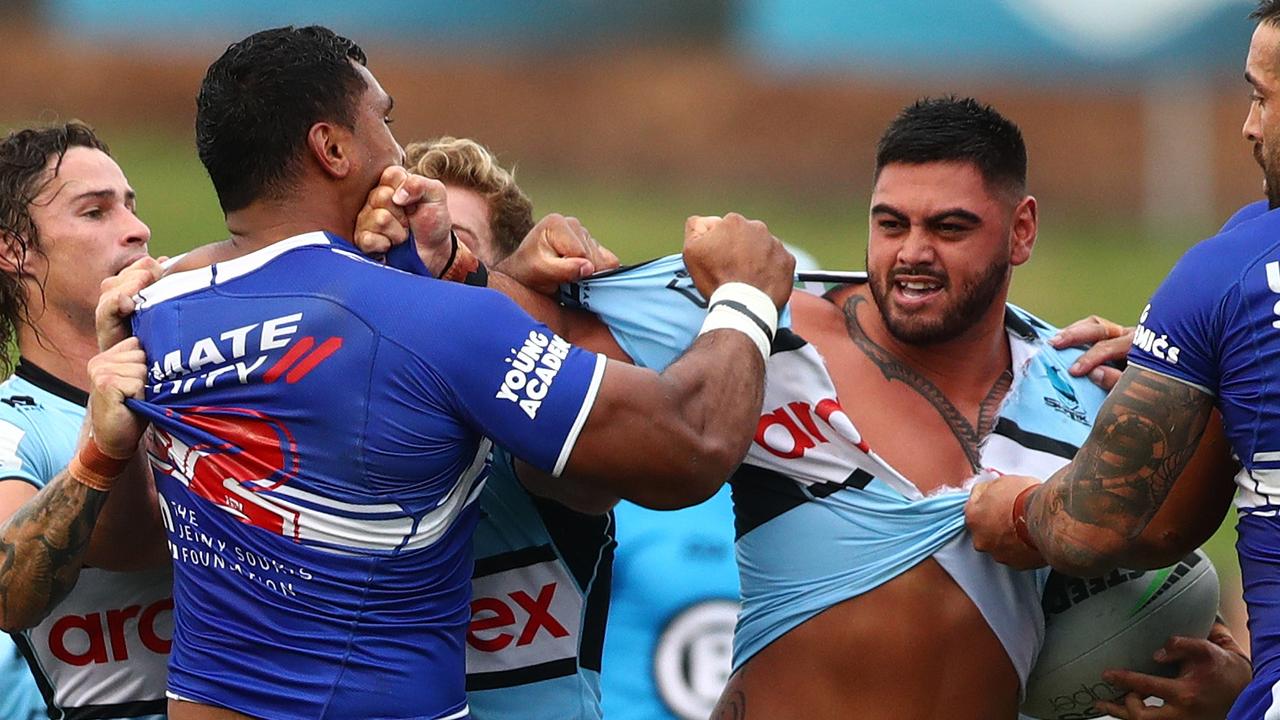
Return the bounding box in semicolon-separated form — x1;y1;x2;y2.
790;285;1007;495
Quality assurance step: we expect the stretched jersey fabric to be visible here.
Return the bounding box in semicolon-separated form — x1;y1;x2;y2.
466;450;613;719
590;253;822;720
565;257;1108;690
0;359;171;720
1125;204;1280;719
127;232;605;720
602;486;738;720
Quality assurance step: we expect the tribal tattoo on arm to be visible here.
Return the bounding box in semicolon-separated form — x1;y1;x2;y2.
1026;368;1214;576
0;473;107;630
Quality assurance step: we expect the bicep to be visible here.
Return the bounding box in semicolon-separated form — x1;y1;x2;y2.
1060;366;1217;533
559;331;764;508
1131;410;1236;567
425;287;609;474
560;361;683;481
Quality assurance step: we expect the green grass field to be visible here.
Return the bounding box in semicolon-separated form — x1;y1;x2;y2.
105;132;1242;591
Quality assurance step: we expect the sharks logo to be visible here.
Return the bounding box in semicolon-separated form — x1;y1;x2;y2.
1043;366;1088;425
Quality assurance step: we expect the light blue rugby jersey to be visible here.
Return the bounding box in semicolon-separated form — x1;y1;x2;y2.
602;487;738;720
0;362;76;720
0;360;171;720
598;249;819;720
466;450;614;720
563;255;1110;688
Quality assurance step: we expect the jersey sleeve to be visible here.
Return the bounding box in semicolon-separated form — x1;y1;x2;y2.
417;284;606;476
0;413;55;489
1127;241;1230;395
562;253;792;371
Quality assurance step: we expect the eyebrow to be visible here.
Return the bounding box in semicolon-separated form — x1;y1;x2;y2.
870;204;982;226
385;95;395;114
870;204;909;222
925;208;982;225
70;188;135;204
1247;70;1261;89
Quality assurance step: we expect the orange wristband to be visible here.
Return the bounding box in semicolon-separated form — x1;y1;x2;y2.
1012;484;1039;551
440;239;481;284
67;437;131;492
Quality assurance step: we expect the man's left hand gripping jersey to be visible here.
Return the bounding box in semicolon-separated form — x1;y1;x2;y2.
127;232;605;720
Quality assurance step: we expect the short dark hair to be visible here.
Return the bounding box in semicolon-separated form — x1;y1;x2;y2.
1252;0;1280;24
874;96;1028;200
0;122;110;371
196;25;369;213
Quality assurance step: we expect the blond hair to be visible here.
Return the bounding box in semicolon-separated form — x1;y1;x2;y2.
405;137;534;261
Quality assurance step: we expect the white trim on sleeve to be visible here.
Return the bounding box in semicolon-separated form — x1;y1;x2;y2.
552;353;607;477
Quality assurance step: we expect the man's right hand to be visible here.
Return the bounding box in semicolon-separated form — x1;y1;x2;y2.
683;214;795;310
496;214;620;296
965;473;1047;570
355;166;453;274
1095;625;1251;719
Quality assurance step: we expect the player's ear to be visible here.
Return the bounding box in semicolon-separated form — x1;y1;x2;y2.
306;122;352;180
1010;195;1037;266
0;232;28;276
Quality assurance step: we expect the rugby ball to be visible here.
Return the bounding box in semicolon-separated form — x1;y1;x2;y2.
1022;550;1219;720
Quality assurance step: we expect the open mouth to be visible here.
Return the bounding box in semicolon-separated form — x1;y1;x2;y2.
894;278;944;302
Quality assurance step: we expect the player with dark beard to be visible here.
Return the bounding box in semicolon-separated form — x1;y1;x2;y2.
966;3;1280;717
438;98;1243;719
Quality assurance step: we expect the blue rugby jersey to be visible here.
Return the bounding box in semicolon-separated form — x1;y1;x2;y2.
1124;204;1280;719
127;232;605;720
466;450;613;719
0;360;171;720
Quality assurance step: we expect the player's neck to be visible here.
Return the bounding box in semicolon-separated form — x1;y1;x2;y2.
14;318;95;392
850;287;1012;394
223;196;354;257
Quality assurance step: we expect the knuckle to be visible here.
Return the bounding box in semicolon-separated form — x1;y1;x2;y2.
372;186;395;205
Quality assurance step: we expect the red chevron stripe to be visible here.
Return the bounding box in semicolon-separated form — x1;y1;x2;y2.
264;336;315;384
286;337;344;384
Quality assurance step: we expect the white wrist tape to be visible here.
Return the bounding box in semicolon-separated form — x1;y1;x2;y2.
698;282;779;361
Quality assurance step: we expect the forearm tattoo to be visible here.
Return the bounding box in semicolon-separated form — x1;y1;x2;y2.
843;296;1011;472
0;473;107;628
1028;369;1212;573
